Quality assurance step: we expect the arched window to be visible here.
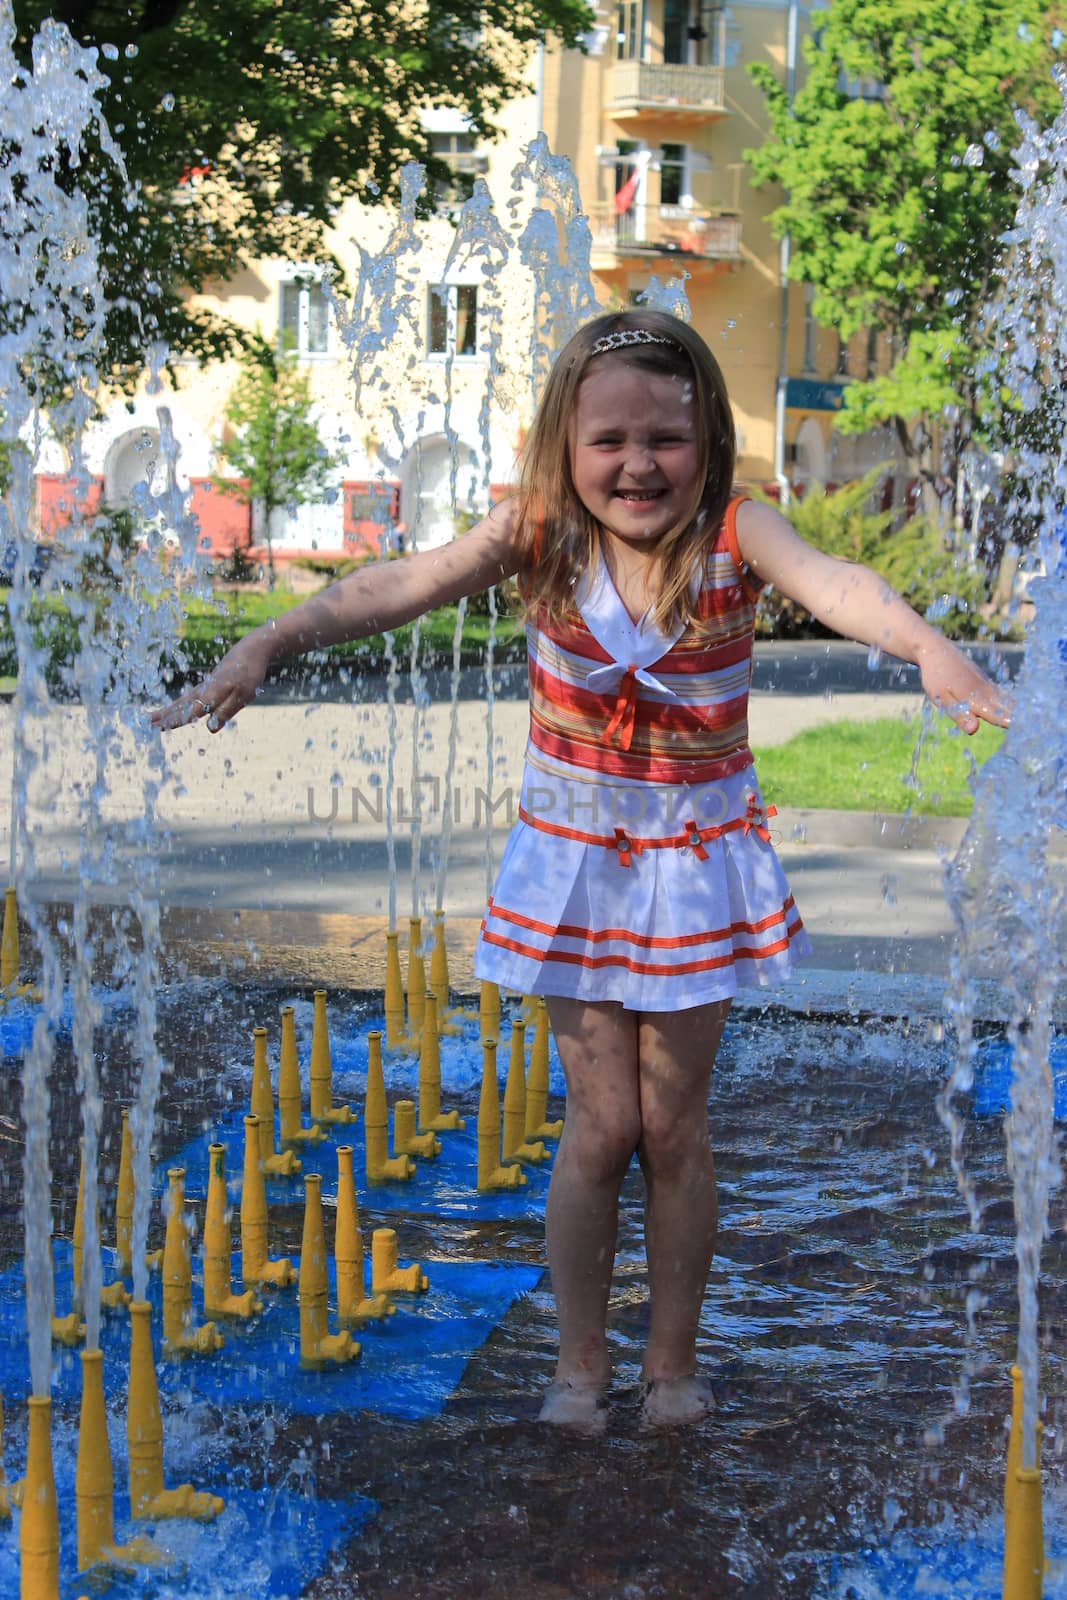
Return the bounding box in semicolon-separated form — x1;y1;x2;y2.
104;428;166;513
400;436;480;550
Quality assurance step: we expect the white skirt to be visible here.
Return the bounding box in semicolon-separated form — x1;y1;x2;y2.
474;763;810;1012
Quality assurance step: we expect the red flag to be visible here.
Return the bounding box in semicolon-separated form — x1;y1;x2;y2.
614;150;650;215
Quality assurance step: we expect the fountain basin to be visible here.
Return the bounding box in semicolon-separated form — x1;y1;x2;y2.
2;963;1065;1596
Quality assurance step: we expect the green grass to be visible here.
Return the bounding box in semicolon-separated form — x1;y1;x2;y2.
1;584;527;686
176;592;525;669
752;715;1005;816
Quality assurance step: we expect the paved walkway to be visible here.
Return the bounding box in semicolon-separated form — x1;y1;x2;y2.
2;639;1052;1016
0;636;1037;1014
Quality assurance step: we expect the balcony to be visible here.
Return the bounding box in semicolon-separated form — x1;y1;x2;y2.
587;206;742;275
608;62;727;122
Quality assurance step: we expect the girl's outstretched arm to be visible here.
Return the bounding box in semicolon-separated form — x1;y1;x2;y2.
735;499;1012;735
153;499;522;732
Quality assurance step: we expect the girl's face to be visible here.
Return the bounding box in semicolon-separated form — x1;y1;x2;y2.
568;359;702;550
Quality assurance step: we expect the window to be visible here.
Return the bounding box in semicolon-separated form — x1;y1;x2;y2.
663;0;688;64
429;131;483;168
838;72;886;101
428;284;479;357
659;143;687;208
664;0;724;66
837;59;886;101
865;325;879;379
280;274;329;356
616;0;643;61
428;131;489;206
802;284;817;374
696;0;725;67
614;139;641;242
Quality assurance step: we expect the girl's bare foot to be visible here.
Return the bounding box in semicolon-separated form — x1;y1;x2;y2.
640;1373;714;1428
538;1378;608;1434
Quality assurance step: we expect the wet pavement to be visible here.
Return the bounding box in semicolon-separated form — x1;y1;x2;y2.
0;642;1033;982
2;639;1061;1597
1;978;1063;1598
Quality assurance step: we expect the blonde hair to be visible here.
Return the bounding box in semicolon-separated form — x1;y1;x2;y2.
515;310;737;634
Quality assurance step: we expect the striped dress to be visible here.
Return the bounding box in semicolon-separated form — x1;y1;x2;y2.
474;496;810;1010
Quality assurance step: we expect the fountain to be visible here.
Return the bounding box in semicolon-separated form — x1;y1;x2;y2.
1;3;1066;1596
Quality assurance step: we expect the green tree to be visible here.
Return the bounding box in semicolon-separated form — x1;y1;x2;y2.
214;338;341;590
752;469;988;637
746;1;1064;511
11;0;593;379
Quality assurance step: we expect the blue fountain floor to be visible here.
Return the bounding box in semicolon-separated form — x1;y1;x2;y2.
0;1474;375;1600
0;1233;539;1596
6;998;1067;1594
833;1526;1067;1598
0;1133;542;1600
974;1035;1067;1117
173;1104;555;1221
0;1242;542;1421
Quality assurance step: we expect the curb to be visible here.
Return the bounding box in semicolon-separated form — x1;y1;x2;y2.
775;807;966;852
776;807;1067;857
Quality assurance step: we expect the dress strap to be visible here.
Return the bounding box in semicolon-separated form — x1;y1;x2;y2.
721;495;763;602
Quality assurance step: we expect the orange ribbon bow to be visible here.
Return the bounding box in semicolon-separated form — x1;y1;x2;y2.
603;665;639;751
742;795;777;843
613;827;644;868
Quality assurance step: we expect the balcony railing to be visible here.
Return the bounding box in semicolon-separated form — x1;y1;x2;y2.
608;61;727;117
587;205;741;264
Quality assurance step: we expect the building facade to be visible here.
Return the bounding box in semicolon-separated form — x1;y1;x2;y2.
34;1;899;567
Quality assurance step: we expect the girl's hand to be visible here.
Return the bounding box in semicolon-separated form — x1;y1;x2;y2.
150;630;274;733
917;636;1013;734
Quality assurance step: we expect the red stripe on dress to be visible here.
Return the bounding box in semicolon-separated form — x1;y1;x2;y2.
529;659;750;737
529;704;753;762
528;725;754;784
479;920;804;977
485;895;799;948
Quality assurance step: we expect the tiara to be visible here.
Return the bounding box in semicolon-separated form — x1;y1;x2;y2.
589;328;683;356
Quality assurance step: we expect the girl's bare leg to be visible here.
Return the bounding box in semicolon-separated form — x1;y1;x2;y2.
540;997;640;1421
637;999;731;1422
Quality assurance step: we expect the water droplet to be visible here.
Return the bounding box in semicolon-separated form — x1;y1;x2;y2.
124;42;138;57
894;240;906;256
963;143;984;168
945;287;963;307
102;42;118;59
161;93;175;112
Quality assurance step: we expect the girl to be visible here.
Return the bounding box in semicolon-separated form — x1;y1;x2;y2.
155;311;1010;1430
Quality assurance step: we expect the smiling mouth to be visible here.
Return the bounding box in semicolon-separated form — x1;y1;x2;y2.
615;489;666;502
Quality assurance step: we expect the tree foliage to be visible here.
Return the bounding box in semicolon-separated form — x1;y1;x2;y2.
214;337;341;586
753;469;988;638
11;0;592;378
746;1;1065;484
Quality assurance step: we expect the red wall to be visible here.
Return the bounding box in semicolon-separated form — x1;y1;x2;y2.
36;475;103;537
342;480;400;560
187;477;252;556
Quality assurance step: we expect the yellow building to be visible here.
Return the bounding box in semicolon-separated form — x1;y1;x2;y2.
48;0;898;563
529;0;899;495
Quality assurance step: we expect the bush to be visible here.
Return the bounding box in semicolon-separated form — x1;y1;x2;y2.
289;554;364;581
0;591;82;692
0;506;144;692
753;470;990;640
